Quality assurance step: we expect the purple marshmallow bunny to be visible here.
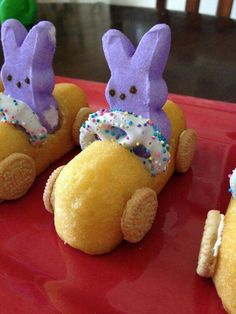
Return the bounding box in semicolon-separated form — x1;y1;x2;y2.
102;24;171;140
1;19;59;132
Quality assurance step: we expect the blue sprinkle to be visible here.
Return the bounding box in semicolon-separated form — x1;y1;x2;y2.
153;125;158;131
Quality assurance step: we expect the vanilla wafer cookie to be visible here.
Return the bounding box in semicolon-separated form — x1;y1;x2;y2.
0;153;36;200
43;166;64;213
72;107;92;145
121;187;158;243
176;129;197;173
197;210;224;278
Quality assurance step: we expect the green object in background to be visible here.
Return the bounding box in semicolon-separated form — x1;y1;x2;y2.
0;0;36;26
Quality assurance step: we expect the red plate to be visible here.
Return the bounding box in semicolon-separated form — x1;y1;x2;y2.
1;77;235;314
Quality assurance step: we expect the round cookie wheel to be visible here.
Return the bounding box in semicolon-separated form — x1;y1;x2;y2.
43;166;64;213
0;153;36;200
197;210;223;278
72;107;92;145
175;129;197;173
121;187;158;243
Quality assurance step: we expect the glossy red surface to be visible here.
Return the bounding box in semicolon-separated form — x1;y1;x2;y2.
1;77;235;314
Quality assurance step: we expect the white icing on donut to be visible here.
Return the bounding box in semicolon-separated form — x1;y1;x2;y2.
80;109;170;176
0;93;47;144
43;105;59;129
213;214;224;257
229;168;236;198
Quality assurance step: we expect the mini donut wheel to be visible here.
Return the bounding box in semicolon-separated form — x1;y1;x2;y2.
0;153;36;201
197;210;224;278
176;129;197;173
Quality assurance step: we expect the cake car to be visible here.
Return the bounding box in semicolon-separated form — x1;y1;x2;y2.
0;19;89;202
43;24;197;254
197;169;236;314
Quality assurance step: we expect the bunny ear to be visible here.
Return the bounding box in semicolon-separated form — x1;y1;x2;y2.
102;29;135;72
1;19;28;58
132;24;171;77
22;21;56;68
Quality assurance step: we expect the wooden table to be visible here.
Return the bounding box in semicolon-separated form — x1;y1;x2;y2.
2;3;236;103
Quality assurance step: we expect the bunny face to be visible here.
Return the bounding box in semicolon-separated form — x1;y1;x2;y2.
103;24;171;140
105;68;168;119
1;19;59;132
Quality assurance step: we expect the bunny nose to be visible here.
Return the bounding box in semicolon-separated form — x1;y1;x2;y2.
120;93;126;100
16;81;21;88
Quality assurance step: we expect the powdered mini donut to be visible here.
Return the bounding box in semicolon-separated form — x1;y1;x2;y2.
44;24;197;254
0;19;89;201
197;169;236;313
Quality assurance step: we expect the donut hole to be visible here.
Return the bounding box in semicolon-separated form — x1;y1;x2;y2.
132;145;151;159
103;126;127;141
94;134;101;141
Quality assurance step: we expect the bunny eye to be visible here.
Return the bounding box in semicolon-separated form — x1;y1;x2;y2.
7;74;12;81
109;89;116;97
25;77;30;84
129;86;137;94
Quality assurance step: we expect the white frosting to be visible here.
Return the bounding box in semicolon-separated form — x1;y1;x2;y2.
0;93;47;144
213;214;225;257
229;168;236;198
80;109;170;176
43;105;59;129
